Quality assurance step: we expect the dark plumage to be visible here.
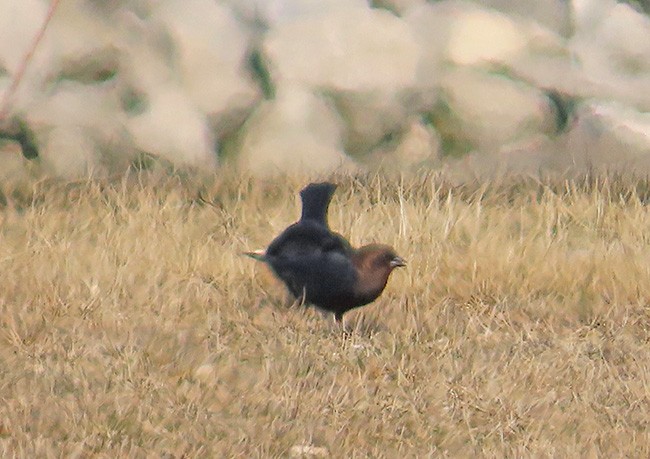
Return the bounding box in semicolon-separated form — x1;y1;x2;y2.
246;182;406;322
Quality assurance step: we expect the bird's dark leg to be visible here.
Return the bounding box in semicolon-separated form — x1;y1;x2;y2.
334;312;352;337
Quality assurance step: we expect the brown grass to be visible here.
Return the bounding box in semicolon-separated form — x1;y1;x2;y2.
2;170;650;457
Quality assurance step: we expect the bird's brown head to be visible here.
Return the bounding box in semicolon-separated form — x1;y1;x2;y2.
364;245;406;272
351;244;406;306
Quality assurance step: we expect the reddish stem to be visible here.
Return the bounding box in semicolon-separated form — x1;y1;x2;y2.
0;0;61;121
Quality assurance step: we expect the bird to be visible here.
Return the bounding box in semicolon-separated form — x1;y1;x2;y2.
246;182;406;323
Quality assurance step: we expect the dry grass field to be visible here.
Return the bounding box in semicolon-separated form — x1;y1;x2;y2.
2;170;650;457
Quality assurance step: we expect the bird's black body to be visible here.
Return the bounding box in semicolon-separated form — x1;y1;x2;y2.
270;249;359;313
248;182;405;322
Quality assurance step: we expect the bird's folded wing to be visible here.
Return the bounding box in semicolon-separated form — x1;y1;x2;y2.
266;221;350;258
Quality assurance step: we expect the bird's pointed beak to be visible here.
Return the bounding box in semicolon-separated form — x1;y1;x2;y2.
390;256;406;268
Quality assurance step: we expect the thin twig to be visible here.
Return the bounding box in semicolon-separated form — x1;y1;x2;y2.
0;0;61;121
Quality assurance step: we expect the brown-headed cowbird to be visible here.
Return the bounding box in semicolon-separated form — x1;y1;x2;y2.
246;182;406;322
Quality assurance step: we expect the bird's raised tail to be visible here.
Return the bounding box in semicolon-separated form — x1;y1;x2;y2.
299;182;337;227
243;249;266;262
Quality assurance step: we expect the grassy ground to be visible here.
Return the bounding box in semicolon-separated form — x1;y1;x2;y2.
2;170;650;457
